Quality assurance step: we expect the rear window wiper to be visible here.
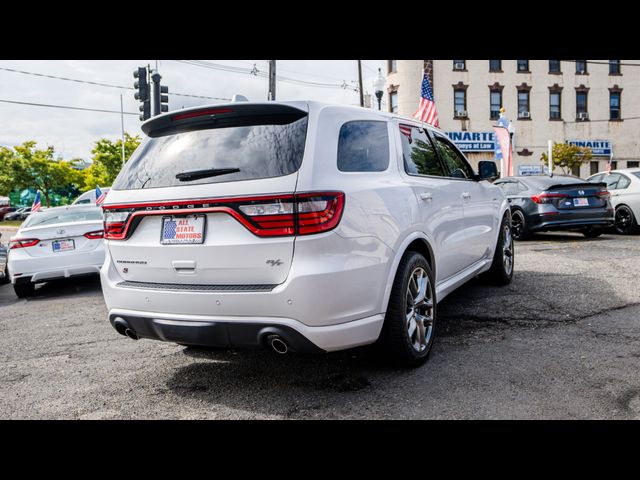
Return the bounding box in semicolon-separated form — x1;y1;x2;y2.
175;168;241;182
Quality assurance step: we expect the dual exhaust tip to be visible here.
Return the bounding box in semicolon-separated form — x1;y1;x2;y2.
113;317;139;341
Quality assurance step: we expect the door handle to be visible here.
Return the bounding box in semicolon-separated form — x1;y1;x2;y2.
462;192;471;199
419;193;433;201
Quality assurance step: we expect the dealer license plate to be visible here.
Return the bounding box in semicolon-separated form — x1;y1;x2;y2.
52;239;75;252
161;215;206;244
573;197;589;207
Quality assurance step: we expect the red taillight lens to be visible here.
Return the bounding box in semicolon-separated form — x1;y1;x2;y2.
9;238;40;249
84;230;104;239
296;193;345;235
597;190;610;198
531;193;568;204
103;211;131;240
171;108;233;122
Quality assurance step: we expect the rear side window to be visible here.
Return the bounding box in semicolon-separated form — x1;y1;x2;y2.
399;125;445;177
589;174;604;184
337;121;389;172
24;208;103;228
433;135;475;179
112;113;308;190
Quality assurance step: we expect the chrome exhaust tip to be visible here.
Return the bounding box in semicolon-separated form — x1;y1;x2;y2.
124;328;139;341
267;335;288;354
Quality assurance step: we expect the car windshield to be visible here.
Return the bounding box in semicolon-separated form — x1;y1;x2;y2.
23;207;103;228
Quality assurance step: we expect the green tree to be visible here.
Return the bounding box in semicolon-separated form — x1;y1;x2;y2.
0;146;16;196
87;133;141;187
541;143;593;175
9;141;84;207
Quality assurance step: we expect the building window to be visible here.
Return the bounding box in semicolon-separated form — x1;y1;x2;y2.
628;161;639;168
571;165;581;177
549;91;561;120
609;60;621;75
390;91;398;113
517;90;530;118
590;161;599;176
388;60;397;73
576;91;588;119
454;89;467;117
575;60;587;74
490;90;502;120
517;60;529;72
610;91;621;120
489;60;502;72
549;60;561;73
611;161;618;170
453;60;465;71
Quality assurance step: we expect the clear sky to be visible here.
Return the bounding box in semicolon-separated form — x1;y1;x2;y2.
0;60;386;161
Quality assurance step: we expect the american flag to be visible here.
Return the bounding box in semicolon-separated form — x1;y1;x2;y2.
95;186;106;205
399;124;413;143
413;71;439;127
606;153;613;175
31;191;41;213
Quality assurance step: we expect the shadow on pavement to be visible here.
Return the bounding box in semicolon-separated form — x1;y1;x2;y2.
0;275;102;306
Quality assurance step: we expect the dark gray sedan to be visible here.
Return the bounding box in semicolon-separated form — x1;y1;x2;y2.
495;175;614;239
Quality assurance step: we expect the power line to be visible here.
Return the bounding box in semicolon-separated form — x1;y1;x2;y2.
0;65;231;101
0;98;140;115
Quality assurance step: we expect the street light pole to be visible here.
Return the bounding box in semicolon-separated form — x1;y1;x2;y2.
373;68;386;111
268;60;276;101
357;60;364;107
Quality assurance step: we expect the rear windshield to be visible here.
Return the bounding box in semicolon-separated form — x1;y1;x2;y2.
23;207;103;228
113;114;308;190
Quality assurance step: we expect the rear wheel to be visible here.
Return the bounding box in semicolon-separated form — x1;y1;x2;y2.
0;266;9;285
13;282;35;298
614;205;638;235
379;252;436;367
484;214;514;285
510;209;530;240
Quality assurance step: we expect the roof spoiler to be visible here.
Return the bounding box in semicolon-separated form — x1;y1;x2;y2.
141;103;308;138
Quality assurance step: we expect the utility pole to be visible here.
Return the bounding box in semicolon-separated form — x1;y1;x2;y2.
357;60;364;107
268;60;276;101
120;94;125;165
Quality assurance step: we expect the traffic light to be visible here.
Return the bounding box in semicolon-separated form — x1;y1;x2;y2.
160;85;169;113
133;67;150;121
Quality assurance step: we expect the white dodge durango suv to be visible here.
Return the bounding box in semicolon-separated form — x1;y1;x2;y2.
100;101;513;366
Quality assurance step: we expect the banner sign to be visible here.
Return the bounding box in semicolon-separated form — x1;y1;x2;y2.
446;131;495;152
567;140;612;156
518;165;549;176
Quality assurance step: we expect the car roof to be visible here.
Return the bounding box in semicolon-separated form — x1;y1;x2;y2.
589;167;640;177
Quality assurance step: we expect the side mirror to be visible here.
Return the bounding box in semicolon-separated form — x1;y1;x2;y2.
478;160;499;181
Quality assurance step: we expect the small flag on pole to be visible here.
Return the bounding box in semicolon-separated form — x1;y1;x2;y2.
606;152;613;175
399;124;413;143
494;126;513;178
413;71;439;128
31;191;41;213
95;186;106;205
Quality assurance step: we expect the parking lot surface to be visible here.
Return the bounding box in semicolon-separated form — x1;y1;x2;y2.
1;231;639;419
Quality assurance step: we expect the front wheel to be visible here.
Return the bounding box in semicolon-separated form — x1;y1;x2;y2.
379;252;436;367
614;205;638;235
0;266;9;285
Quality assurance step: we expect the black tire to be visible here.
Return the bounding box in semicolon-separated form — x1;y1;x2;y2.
14;282;35;298
614;205;638;235
582;227;603;238
0;266;9;285
510;209;531;240
378;251;436;367
485;213;514;285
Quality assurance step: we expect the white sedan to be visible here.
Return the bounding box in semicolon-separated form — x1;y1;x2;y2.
7;205;105;297
588;167;640;234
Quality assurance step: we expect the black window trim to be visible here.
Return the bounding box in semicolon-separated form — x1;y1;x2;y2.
396;122;449;180
337;119;391;173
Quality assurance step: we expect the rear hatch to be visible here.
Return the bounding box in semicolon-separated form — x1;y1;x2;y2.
542;182;609;210
104;103;310;287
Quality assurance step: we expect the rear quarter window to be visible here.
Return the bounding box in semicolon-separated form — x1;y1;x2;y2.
337;121;390;172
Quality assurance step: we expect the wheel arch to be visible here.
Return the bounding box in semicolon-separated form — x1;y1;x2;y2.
381;232;435;314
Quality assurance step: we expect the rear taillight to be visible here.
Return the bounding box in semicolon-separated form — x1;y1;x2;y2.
531;193;568;204
597;190;610;198
84;230;104;239
104;211;131;240
9;238;40;249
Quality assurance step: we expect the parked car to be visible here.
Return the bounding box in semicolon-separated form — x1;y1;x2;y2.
100;101;513;367
494;174;614;240
587;168;640;235
4;207;30;222
73;187;110;205
0;206;17;221
0;233;8;284
7;205;105;298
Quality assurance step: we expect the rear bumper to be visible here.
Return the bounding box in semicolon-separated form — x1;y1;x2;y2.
108;308;385;352
9;248;105;284
529;210;614;232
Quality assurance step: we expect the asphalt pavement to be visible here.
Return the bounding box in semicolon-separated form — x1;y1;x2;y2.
1;231;639;419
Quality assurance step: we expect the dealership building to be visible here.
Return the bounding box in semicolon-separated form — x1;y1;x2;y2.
385;60;639;177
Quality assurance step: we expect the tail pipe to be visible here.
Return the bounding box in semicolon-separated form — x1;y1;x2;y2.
266;334;289;354
112;316;139;341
